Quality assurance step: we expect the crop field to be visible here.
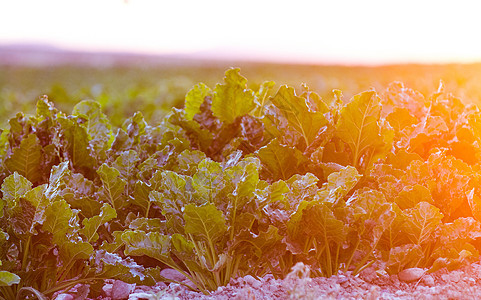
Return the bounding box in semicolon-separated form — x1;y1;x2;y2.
3;62;481;299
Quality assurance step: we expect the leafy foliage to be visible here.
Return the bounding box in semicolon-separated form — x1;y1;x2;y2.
1;68;481;297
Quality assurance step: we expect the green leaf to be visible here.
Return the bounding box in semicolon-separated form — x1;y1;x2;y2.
59;240;94;264
73;100;113;151
184;204;227;245
93;250;146;284
122;111;147;145
192;158;224;203
270;85;327;147
97;163;127;211
58;116;96;170
224;157;260;201
394;184;433;210
301;202;347;245
43;199;75;242
22;184;49;234
81;203;117;243
0;270;20;287
256;139;308;180
1;172;32;209
168;108;213;152
132;181;152;216
45;161;70;200
319;166;361;204
386;107;418;133
128;217;164;232
335;91;383;168
212;68;255;124
112;150;140;180
5;134;43;183
402;201;443;245
121;230;177;267
184;83;211;121
386;244;423;274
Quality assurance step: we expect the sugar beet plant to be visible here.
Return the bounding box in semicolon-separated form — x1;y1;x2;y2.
1;69;481;298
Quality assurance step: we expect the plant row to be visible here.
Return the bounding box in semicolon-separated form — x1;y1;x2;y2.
1;68;481;298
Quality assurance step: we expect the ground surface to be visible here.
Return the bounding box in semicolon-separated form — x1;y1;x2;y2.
55;261;481;300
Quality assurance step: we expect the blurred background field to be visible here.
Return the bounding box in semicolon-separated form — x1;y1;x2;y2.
3;45;481;129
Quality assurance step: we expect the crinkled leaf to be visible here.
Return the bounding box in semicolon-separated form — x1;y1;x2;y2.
0;270;20;287
97;163;127;211
168;108;213;152
386;244;423;274
43;199;75;242
212;68;255;124
58;116;96;170
335;91;383;168
192;158;224;203
132;181;152;216
184;83;211;121
100;231;124;253
223;157;260;213
256;139;308;181
5;134;42;183
437;217;481;245
81;203;117;243
72;100;113;153
121;230;177;267
318;166;361;204
1;172;32;209
59;240;94;264
394;184;433;210
386;107;418;133
347;189;395;247
287;200;346;254
112;150;140;180
385;149;423;170
122;111;147;145
184;204;227;244
128;218;164;232
23;184;49;232
45;161;70;201
402;201;443;245
93;250;146;284
270;85;327;147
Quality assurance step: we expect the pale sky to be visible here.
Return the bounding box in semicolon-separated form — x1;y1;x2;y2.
2;0;481;65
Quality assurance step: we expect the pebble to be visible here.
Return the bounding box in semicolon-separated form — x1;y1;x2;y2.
398;268;425;283
112;280;136;300
128;292;156;300
160;268;187;282
103;283;113;297
243;275;262;289
422;275;435;287
449;270;462;283
54;294;74;300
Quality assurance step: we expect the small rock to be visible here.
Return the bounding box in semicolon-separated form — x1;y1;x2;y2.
128;292;156;300
103;283;113;297
422;275;435;287
398;268;425;283
54;294;74;300
112;280;136;300
160;268;187;282
360;266;378;282
243;275;262;289
449;270;462;283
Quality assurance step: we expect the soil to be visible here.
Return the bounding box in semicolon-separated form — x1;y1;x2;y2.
54;261;481;300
